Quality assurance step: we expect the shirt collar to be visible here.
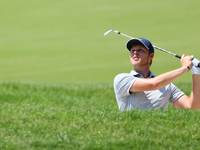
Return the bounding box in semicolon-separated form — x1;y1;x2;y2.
130;70;156;78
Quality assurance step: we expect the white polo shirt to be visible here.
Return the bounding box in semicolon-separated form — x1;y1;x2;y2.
113;70;185;110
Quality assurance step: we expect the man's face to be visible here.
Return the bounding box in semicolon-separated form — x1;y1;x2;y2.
129;44;154;67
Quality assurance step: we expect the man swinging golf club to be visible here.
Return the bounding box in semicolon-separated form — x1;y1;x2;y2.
113;38;200;110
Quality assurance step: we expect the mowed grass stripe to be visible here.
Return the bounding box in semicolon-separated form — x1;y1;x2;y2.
0;0;200;83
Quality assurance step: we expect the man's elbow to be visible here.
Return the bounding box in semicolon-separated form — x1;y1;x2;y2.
174;100;199;109
148;80;160;91
191;103;200;109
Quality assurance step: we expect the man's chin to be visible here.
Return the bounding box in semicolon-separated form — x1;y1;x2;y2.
131;62;140;67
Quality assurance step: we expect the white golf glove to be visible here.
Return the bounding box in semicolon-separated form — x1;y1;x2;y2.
191;56;200;75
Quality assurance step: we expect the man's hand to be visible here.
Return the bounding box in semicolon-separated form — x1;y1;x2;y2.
191;66;200;75
192;57;200;67
181;54;193;70
191;58;200;75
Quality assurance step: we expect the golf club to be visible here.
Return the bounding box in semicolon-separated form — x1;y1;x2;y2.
104;29;200;67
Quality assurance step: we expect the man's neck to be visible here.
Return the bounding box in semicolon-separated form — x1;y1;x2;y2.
134;66;151;78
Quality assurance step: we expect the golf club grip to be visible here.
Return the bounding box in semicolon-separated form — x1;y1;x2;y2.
175;55;181;59
176;55;200;67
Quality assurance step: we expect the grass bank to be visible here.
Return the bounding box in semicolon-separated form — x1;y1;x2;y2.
0;82;200;149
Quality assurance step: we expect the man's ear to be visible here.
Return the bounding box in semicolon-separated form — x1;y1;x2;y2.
149;53;154;60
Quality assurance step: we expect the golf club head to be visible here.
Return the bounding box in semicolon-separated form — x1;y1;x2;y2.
104;29;114;36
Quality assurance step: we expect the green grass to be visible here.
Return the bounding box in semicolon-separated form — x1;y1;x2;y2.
1;82;200;149
0;0;200;83
1;0;200;149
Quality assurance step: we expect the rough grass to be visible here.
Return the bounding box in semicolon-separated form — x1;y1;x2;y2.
0;82;200;150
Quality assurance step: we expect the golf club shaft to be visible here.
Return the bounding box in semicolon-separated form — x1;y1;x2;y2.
104;29;200;67
105;30;181;58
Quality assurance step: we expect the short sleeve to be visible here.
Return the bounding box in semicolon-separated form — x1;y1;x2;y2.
113;73;137;99
169;83;185;105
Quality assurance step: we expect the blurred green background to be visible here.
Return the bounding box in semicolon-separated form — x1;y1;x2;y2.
0;0;200;83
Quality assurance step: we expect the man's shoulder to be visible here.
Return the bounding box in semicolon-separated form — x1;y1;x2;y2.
114;72;131;78
113;72;137;89
114;73;132;82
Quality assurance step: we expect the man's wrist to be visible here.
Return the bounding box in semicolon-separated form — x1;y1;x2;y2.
181;66;190;73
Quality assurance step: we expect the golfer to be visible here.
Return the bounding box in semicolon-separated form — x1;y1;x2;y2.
113;38;200;110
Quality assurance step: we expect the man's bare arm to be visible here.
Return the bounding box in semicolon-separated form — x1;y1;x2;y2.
130;55;192;92
174;74;200;109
